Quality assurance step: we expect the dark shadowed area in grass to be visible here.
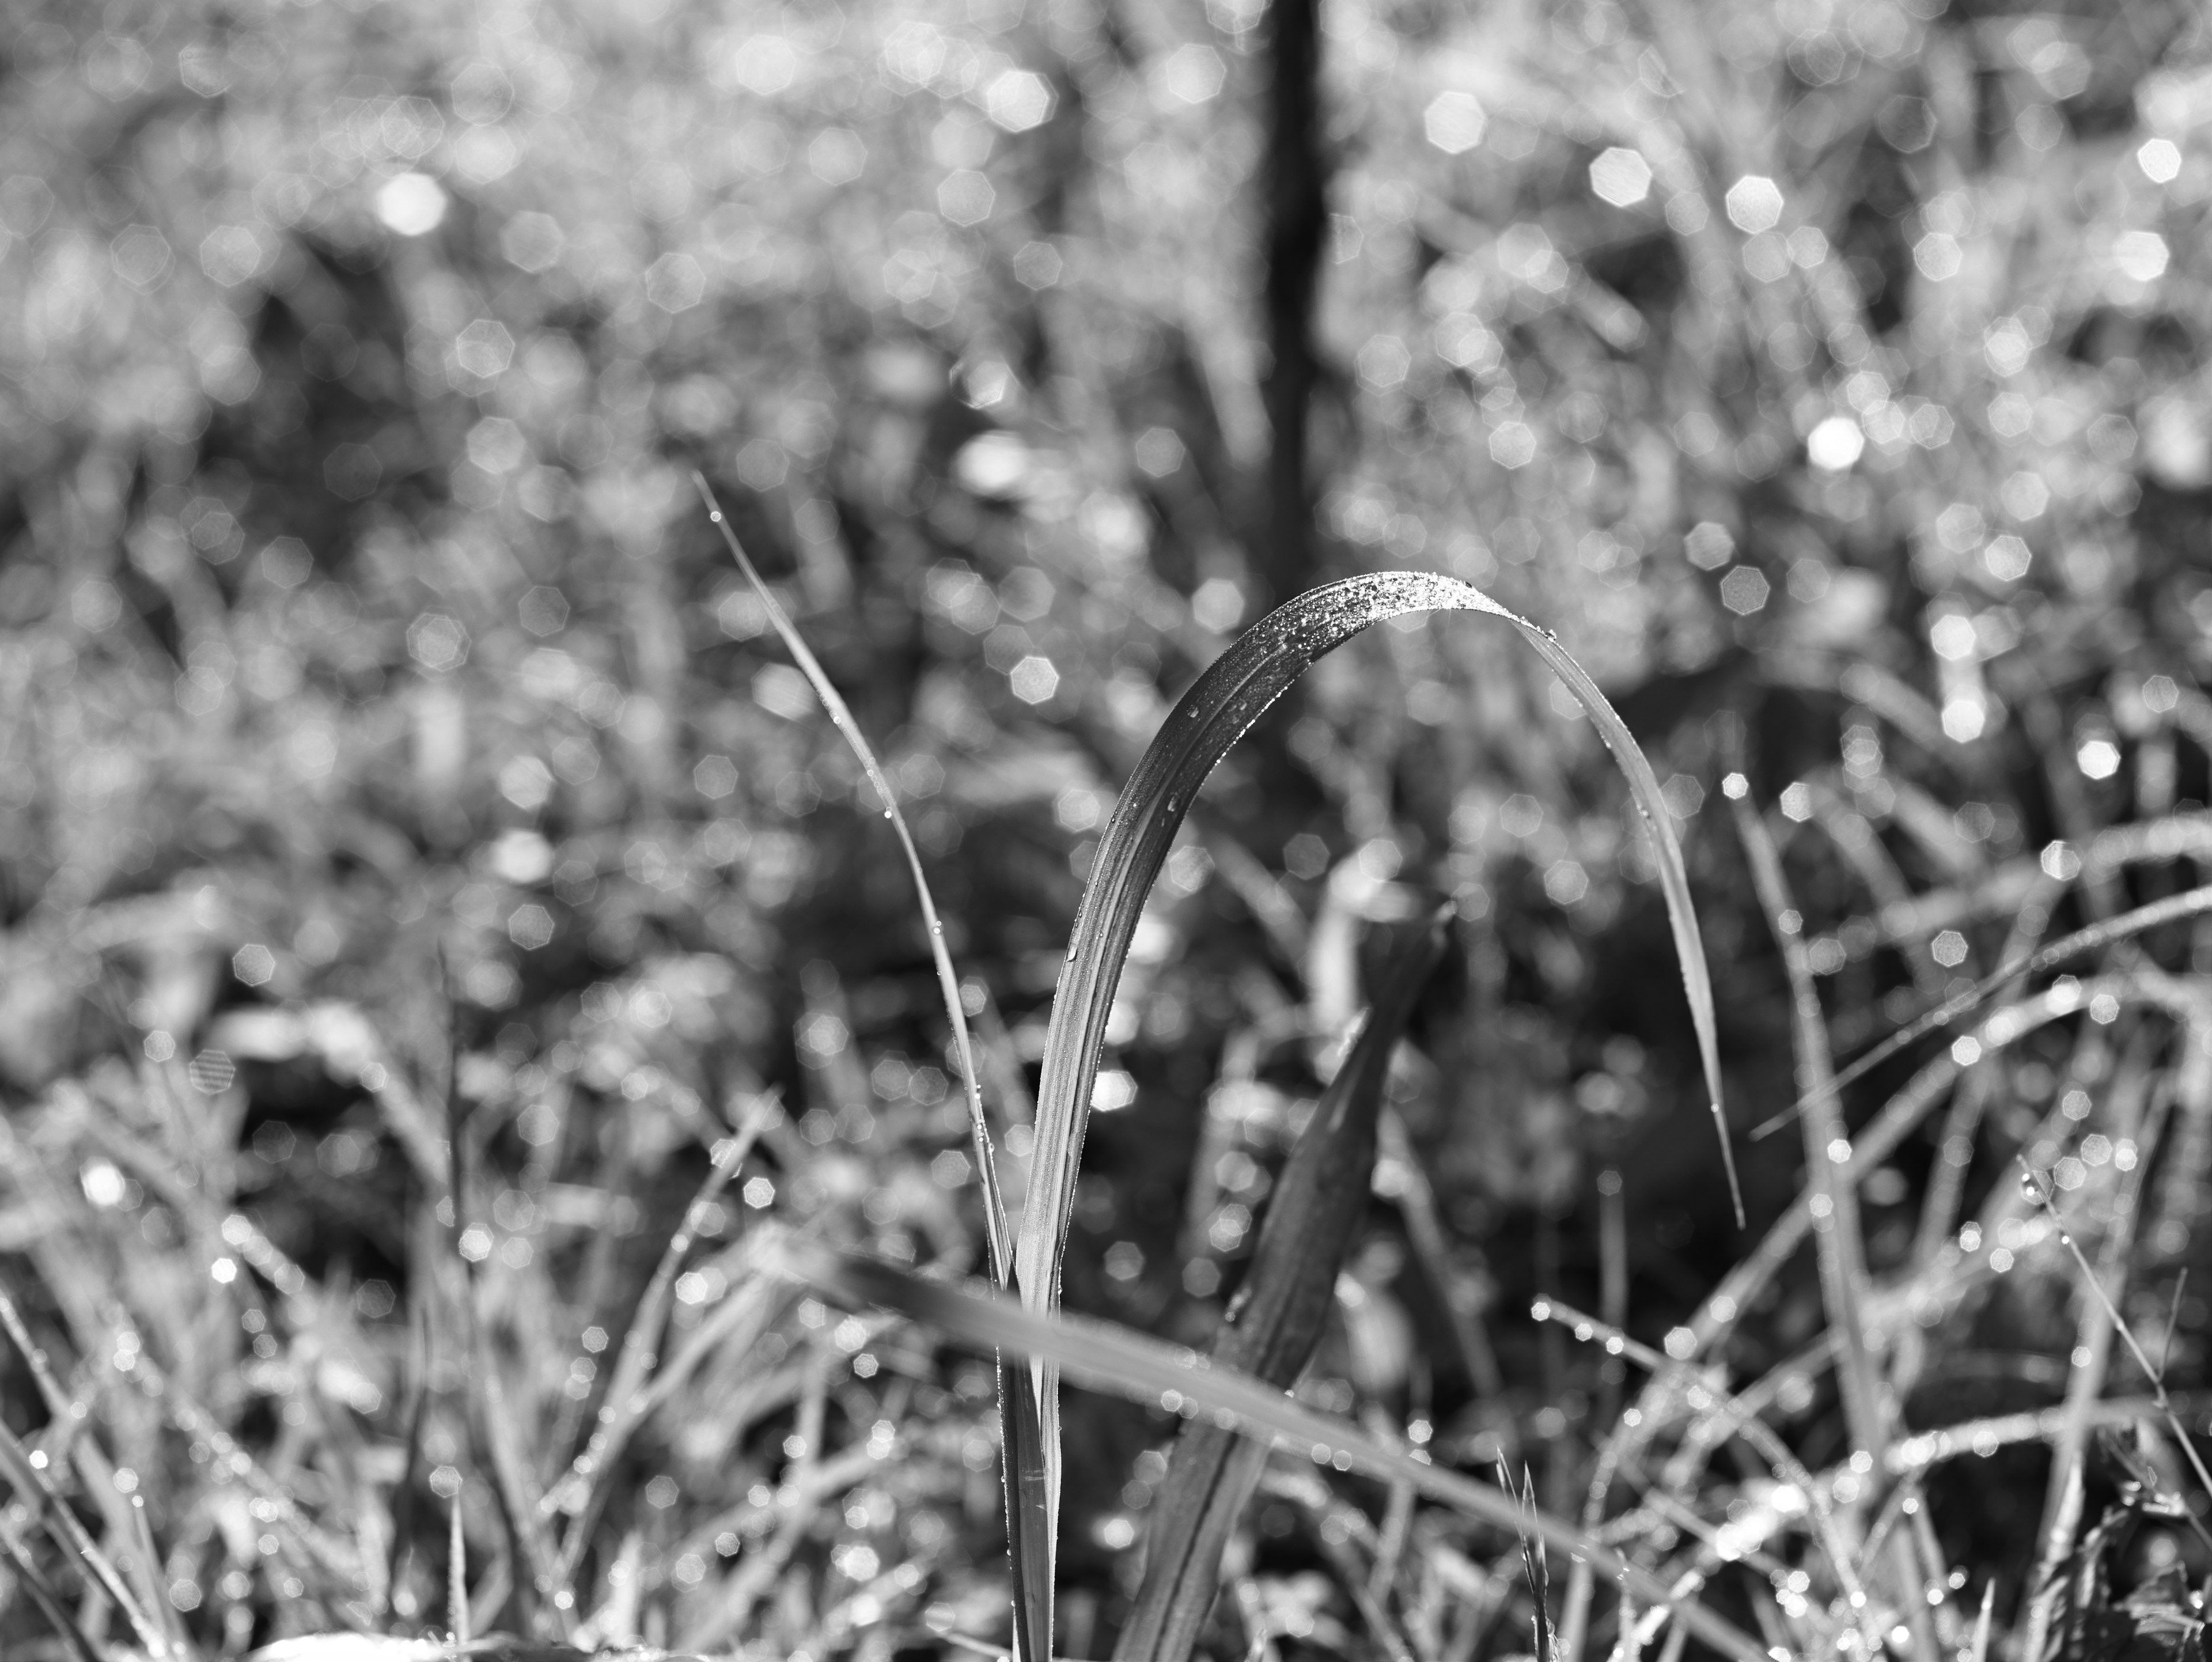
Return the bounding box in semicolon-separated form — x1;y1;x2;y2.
5;1;2212;1660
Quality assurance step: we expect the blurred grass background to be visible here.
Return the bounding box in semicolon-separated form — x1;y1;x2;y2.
6;0;2212;1656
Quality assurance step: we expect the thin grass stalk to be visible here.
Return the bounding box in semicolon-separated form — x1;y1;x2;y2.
1911;1061;1995;1270
0;1514;103;1662
1729;787;1887;1473
1612;1580;1639;1662
783;1241;1774;1662
387;1294;434;1612
548;1103;772;1568
675;1445;880;1649
2019;1154;2212;1538
1380;1107;1503;1401
1557;1168;1628;1662
1916;868;2062;1261
432;1006;563;1638
1660;1331;1840;1498
1753;880;2212;1140
1284;1470;1418;1662
1532;1297;1869;1619
691;476;1011;1277
0;1289;72;1422
2024;1061;2172;1660
0;1415;169;1656
692;477;1049;1662
1904;1495;1963;1652
1705;970;2203;1355
1507;1464;1553;1662
94;1300;366;1597
1594;971;2196;1542
1625;1483;1799;1602
449;1485;470;1648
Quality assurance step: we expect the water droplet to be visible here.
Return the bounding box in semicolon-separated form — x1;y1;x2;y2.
710;512;724;523
2020;1171;2043;1203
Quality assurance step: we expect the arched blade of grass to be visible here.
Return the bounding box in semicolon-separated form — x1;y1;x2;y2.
1115;906;1450;1662
775;1241;1771;1662
1015;573;1736;1650
1751;880;2212;1141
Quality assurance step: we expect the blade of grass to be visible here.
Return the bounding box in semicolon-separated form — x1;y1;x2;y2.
1730;776;1938;1660
1531;1296;1870;1624
1024;573;1733;1304
386;1296;433;1616
2018;1156;2212;1547
692;475;1012;1278
449;1483;470;1648
1020;572;1736;1650
0;1514;103;1662
1595;969;2205;1563
547;1100;774;1564
1115;906;1450;1662
694;476;1049;1662
1380;1107;1504;1401
2024;1058;2172;1662
1968;1580;1995;1662
0;1414;168;1656
1728;783;1885;1471
433;962;562;1639
1503;1463;1552;1662
778;1241;1773;1662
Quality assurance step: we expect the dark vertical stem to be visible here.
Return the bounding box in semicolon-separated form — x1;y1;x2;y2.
1258;0;1329;600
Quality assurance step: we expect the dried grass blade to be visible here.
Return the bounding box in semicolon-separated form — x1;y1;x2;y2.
778;1242;1772;1662
1018;573;1733;1643
1115;907;1450;1662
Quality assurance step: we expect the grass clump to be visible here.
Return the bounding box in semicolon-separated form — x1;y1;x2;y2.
9;1;2212;1660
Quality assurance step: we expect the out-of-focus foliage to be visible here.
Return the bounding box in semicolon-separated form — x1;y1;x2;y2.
10;0;2212;1655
